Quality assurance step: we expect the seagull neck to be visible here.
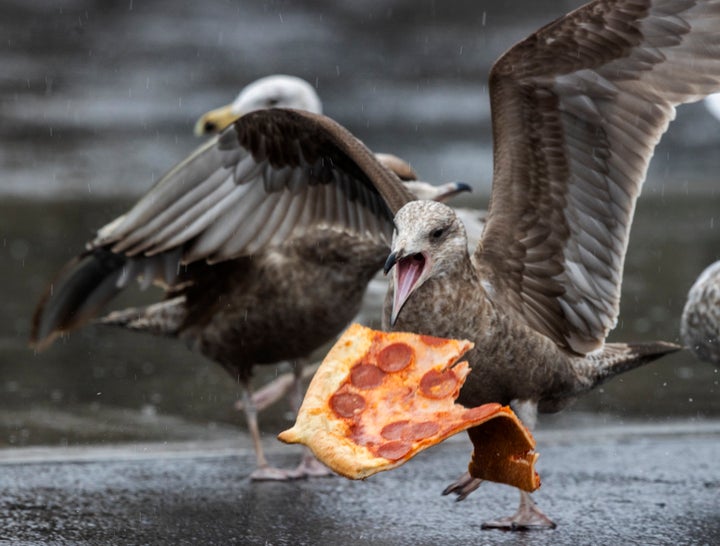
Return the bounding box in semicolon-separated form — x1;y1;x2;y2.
391;254;486;337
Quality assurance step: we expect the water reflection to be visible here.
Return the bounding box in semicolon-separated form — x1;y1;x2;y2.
1;0;719;446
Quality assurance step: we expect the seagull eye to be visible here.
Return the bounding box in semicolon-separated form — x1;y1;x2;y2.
431;228;445;240
267;97;280;106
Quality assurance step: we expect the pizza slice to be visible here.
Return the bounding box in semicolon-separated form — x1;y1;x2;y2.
278;323;540;491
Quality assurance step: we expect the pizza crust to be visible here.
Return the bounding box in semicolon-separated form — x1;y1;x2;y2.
278;324;407;478
279;323;540;490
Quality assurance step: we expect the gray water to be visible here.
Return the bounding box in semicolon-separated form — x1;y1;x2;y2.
1;0;719;448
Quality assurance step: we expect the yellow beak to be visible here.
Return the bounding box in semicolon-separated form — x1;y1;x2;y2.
193;103;241;136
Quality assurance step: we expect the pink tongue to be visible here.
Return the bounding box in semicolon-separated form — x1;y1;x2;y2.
394;255;425;313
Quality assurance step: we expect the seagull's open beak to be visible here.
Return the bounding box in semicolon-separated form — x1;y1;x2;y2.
194;104;241;136
384;250;428;326
383;252;398;275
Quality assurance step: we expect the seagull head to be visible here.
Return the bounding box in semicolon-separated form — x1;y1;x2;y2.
194;75;322;136
383;200;468;326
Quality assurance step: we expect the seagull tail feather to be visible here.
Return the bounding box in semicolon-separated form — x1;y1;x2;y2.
588;340;682;387
30;249;129;351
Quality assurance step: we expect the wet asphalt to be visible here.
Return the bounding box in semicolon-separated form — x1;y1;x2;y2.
0;415;718;546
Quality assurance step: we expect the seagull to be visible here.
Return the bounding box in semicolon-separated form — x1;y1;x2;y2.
30;0;716;525
681;261;720;364
194;75;323;137
31;87;468;481
193;74;429;185
190;75;473;413
379;0;720;529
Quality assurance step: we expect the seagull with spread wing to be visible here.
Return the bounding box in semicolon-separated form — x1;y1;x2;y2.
681;261;720;364
683;90;720;366
30;80;468;481
30;0;720;527
190;75;474;411
379;0;720;530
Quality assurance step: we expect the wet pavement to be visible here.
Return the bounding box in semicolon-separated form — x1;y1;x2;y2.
1;1;720;544
1;414;718;545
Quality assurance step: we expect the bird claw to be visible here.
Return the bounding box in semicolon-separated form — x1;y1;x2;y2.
442;471;483;501
481;492;556;531
481;514;556;531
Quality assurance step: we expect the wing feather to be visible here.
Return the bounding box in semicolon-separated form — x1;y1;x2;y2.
477;0;720;354
95;109;411;266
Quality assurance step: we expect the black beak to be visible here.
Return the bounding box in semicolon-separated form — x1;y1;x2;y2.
383;252;398;275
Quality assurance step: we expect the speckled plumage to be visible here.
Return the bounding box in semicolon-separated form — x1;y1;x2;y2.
681;261;720;364
385;202;675;410
379;0;720;529
99;232;388;381
30;106;466;479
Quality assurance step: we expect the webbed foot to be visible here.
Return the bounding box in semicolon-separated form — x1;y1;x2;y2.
442;471;483;501
249;465;304;481
293;450;334;478
481;490;556;531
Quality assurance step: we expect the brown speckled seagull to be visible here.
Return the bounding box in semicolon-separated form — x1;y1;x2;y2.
379;0;720;530
30;106;467;481
681;261;720;364
188;75;468;413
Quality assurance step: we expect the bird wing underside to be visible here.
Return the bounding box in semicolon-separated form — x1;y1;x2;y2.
92;109;414;270
475;0;720;354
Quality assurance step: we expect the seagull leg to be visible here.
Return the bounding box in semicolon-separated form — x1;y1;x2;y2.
442;471;483;501
443;400;554;530
240;381;303;481
233;361;320;413
287;359;333;478
481;490;556;531
443;399;538;501
483;400;554;530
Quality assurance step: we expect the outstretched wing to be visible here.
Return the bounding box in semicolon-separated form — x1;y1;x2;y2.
95;108;414;264
475;0;720;354
31;109;415;348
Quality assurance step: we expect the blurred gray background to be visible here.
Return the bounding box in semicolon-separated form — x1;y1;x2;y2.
1;0;718;448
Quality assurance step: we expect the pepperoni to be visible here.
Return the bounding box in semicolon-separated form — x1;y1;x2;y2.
377;440;412;461
381;420;440;441
329;392;366;418
376;342;414;372
350;364;385;389
409;421;440;440
380;420;411;440
463;403;502;422
419;369;458;399
419;335;447;347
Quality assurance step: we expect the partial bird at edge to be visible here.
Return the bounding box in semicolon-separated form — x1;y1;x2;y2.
681;261;720;365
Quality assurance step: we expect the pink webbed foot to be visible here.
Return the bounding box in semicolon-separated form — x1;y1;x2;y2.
249;450;334;481
481;490;556;531
442;471;483;501
293;449;334;478
249;464;305;481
